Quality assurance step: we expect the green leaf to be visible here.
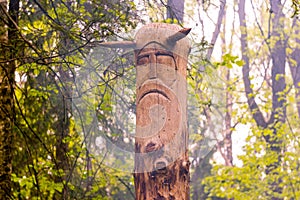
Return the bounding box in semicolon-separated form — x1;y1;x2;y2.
236;60;245;66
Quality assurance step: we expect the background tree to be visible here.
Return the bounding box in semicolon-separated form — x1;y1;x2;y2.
0;0;139;199
204;0;300;199
167;0;185;22
0;0;19;198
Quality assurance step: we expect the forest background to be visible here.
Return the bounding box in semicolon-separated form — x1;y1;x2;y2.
0;0;300;199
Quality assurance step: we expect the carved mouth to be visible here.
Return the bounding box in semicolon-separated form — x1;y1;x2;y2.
137;81;173;105
138;89;170;103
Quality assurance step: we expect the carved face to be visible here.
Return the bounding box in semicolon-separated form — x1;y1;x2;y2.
136;47;176;88
135;43;187;172
131;23;190;173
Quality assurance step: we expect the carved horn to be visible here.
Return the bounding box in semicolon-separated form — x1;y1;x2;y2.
166;28;191;44
99;41;136;49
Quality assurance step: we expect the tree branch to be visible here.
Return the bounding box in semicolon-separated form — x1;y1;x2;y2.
206;0;226;60
238;0;267;128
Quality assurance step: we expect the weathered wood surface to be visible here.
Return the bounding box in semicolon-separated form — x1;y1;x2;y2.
134;23;191;200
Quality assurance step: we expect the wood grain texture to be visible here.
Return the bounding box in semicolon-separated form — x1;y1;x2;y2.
134;23;191;200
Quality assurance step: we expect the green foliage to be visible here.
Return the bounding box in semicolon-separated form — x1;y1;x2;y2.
215;53;244;69
7;0;139;199
204;121;300;199
187;41;237;200
162;18;179;24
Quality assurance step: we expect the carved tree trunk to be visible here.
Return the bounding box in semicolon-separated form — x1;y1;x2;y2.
133;23;191;200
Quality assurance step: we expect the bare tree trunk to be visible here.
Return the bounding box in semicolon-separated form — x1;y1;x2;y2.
238;0;286;198
289;20;300;118
269;0;286;126
53;67;72;199
53;43;73;200
167;0;185;23
0;0;19;198
266;3;286;199
223;69;233;166
0;1;13;197
206;0;226;60
191;150;214;200
238;0;267;129
221;12;233;167
52;2;73;198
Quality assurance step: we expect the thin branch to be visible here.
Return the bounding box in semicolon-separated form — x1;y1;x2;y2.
206;0;226;60
116;175;135;198
250;0;271;53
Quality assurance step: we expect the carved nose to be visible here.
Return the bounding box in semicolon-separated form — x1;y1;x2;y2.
149;54;157;79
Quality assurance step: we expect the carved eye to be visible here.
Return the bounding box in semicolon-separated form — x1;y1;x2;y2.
156;54;175;66
156;51;175;67
137;55;149;65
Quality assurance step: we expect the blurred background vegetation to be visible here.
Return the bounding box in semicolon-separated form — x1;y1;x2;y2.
0;0;300;199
